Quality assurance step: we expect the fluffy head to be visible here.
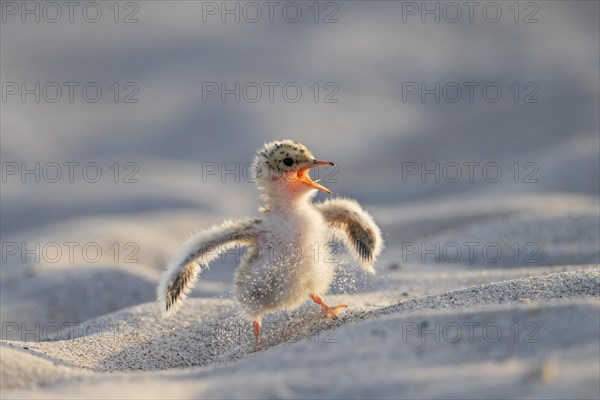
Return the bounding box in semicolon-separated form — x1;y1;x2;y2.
252;140;334;207
254;140;315;173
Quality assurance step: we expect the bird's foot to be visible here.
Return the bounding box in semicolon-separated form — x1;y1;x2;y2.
321;303;348;320
252;319;262;351
310;294;348;320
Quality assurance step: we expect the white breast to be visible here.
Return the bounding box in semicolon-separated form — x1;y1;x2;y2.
234;204;335;318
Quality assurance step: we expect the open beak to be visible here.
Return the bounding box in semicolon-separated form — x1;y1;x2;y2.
297;160;335;194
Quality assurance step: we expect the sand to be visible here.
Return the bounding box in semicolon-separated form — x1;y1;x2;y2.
1;270;598;398
1;195;599;398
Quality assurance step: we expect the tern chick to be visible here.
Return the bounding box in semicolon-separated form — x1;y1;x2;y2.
158;140;383;347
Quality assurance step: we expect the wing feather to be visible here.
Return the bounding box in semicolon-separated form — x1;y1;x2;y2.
157;217;261;313
315;198;383;273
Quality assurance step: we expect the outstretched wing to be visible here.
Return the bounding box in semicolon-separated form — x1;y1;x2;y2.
157;217;261;313
315;198;383;273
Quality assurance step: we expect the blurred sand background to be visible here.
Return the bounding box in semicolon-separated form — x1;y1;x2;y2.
1;1;599;398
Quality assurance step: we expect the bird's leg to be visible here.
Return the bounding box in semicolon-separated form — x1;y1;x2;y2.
252;318;262;350
310;294;348;320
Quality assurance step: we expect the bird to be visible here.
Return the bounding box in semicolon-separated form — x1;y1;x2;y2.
157;139;383;348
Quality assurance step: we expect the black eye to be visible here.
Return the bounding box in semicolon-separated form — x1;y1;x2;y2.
282;158;294;167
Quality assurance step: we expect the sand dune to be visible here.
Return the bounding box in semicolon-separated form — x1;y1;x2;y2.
2;269;598;398
2;189;599;398
1;190;598;399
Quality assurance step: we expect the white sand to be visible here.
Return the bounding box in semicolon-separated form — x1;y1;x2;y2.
1;195;599;398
